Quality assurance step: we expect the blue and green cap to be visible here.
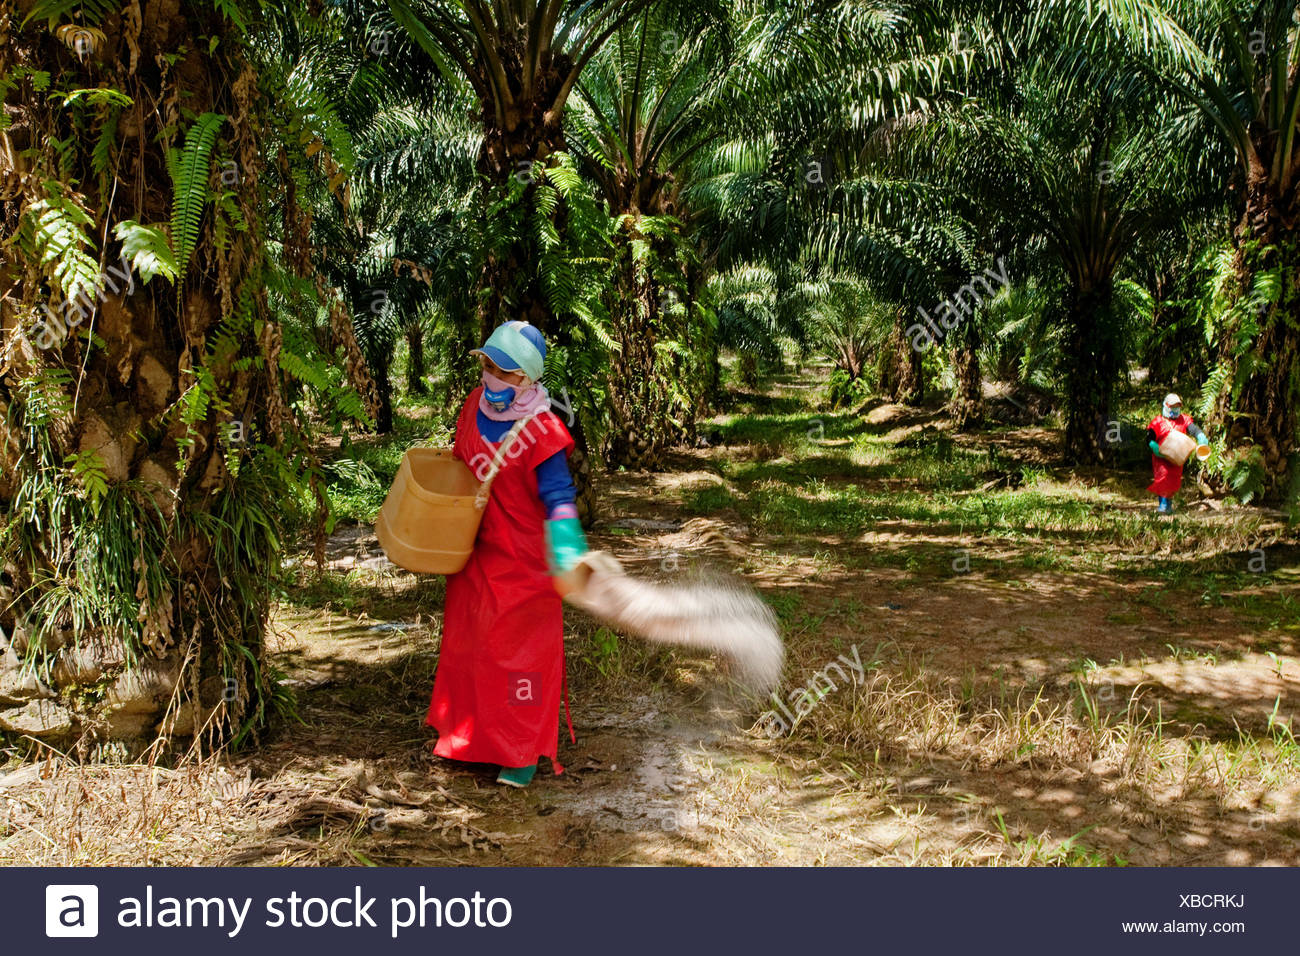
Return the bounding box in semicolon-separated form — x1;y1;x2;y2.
471;320;547;382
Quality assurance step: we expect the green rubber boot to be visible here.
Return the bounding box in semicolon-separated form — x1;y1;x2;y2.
496;764;537;788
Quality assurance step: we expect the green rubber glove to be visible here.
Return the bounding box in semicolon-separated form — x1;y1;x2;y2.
1148;439;1162;457
544;517;588;575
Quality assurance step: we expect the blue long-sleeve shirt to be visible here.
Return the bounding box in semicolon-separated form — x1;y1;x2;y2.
476;410;576;516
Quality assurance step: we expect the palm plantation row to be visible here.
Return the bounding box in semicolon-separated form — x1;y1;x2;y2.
0;0;1296;745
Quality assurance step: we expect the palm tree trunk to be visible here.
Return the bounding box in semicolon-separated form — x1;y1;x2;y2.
1062;282;1118;464
0;2;278;746
605;223;676;470
882;307;924;404
405;323;427;395
1227;307;1299;494
472;52;571;339
1215;191;1300;498
950;319;983;430
372;347;394;434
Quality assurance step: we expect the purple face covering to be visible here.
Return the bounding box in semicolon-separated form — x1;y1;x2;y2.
479;369;551;421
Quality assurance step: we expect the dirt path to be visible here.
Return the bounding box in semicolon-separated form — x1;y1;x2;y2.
218;371;1298;867
9;370;1292;866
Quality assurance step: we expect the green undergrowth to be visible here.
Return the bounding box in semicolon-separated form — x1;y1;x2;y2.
689;400;1290;588
321;407;452;524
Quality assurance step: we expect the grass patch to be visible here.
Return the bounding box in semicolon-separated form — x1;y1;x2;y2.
683;484;738;515
772;646;1300;819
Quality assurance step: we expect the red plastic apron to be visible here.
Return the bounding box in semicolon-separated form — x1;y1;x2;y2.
1147;412;1195;497
427;388;576;771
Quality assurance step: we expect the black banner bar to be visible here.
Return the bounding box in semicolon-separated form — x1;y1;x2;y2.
6;866;1289;954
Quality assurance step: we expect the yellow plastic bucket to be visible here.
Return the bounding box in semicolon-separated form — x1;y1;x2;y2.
375;448;485;574
1158;429;1198;466
375;415;536;575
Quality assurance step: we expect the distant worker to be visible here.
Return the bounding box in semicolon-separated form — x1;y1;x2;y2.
1146;392;1209;514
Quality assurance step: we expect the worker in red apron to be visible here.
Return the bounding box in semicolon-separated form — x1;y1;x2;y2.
427;321;588;787
1146;392;1208;514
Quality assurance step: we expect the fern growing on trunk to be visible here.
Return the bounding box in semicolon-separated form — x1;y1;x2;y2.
0;0;371;751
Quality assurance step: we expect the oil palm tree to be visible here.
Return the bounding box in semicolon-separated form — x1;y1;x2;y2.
383;0;684;340
757;1;998;406
566;7;741;467
0;0;362;744
913;53;1206;462
1045;0;1300;494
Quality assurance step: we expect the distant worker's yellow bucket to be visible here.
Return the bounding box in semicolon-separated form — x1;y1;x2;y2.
1158;429;1198;467
375;415;537;575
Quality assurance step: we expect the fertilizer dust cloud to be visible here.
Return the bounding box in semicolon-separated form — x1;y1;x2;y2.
565;553;784;694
